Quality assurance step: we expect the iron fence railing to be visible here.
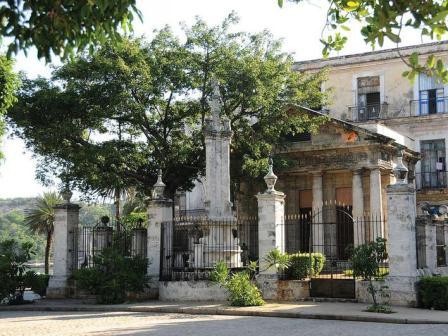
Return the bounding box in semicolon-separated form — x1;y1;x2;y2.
281;205;387;280
415;171;448;190
71;219;147;270
347;103;388;121
160;216;258;281
410;96;448;116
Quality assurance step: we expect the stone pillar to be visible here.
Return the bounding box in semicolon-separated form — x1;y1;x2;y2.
425;220;438;274
369;167;383;237
312;171;324;253
386;183;418;306
256;191;286;277
147;198;173;294
47;202;80;298
352;169;365;246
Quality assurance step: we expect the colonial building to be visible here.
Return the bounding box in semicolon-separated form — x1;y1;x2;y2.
294;41;448;207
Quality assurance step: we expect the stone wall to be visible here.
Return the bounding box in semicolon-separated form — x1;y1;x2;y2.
159;281;228;301
257;279;310;301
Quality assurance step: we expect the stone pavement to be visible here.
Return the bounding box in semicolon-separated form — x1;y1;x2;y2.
1;299;447;324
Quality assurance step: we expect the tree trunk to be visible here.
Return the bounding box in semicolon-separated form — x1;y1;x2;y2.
44;231;53;275
115;188;121;231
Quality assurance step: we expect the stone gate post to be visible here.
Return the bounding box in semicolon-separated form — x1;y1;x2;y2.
47;190;80;298
256;159;286;278
146;170;173;298
386;151;418;306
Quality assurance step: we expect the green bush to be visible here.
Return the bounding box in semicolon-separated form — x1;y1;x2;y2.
418;276;448;310
211;261;264;307
286;253;325;280
0;239;35;304
24;272;50;297
72;247;149;304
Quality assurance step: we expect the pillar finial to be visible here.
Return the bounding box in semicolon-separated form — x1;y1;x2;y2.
153;169;166;199
60;181;73;204
264;155;278;193
393;149;408;184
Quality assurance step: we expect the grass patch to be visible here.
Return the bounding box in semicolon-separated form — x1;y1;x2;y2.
364;304;395;314
344;267;389;278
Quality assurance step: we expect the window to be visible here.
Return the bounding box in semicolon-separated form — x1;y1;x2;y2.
420;140;446;188
357;76;381;120
419;73;444;115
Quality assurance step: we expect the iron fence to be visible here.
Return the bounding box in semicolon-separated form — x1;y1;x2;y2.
160;216;258;281
282;205;387;280
71;219;147;271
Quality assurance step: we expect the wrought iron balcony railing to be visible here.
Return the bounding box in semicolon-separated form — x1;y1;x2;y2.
415;171;448;190
410;96;448;116
347;103;388;121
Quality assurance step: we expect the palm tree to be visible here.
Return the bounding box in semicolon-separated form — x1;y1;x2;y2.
24;192;62;274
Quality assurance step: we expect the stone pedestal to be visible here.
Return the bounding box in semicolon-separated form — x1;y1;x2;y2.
47;203;80;298
256;191;286;278
147;198;173;298
386;183;418;306
425;220;438;274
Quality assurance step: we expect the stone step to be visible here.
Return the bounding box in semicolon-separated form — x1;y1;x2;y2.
304;297;358;303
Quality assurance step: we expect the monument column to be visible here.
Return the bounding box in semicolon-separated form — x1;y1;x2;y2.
312;171;324;253
352;169;365;245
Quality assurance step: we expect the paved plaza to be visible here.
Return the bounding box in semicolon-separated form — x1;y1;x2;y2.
1;311;448;336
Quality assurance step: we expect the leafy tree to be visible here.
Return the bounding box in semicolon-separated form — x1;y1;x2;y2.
279;0;448;82
0;56;20;160
23;192;62;275
0;0;141;61
8;14;328;201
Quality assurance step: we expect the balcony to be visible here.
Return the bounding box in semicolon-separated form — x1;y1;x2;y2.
346;98;448;122
415;171;448;190
347;103;388;122
410;97;448;116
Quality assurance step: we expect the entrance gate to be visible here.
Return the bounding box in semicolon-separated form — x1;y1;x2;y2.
285;205;385;299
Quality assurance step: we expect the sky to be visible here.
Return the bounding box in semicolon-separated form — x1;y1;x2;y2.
0;0;426;199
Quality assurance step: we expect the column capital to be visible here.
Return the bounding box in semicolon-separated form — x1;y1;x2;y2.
256;190;285;201
352;168;364;175
311;171;323;177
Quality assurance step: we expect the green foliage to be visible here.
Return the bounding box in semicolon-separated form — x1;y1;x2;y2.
286;253;325;280
8;14;328;200
23;272;49;297
351;238;387;281
0;56;19;160
350;238;389;310
263;248;291;272
211;261;265;307
418;276;448;310
0;239;35;304
24;192;62;274
121;212;147;229
72;246;149;304
281;0;448;82
0;0;141;61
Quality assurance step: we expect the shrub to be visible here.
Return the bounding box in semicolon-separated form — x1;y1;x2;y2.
0;239;35;304
211;261;264;307
286;253;325;280
23;272;50;297
418;276;448;310
72;247;149;304
350;238;391;312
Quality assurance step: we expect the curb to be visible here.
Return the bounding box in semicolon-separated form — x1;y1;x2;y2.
1;304;447;324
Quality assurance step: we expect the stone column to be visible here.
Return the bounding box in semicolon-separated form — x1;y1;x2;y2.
47;202;80;298
147;198;173;293
369;167;383;237
386;183;418;306
425;220;438;274
256;191;286;277
352;169;365;246
312;171;324;253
